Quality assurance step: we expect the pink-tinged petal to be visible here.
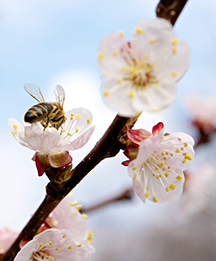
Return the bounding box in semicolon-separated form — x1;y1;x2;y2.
51;195;87;241
32;152;47;176
24;125;61;153
127;129;152;144
98;32;129;77
167;132;195;146
134;129;164;164
48;151;72;168
0;227;20;254
62;127;95;151
131;18;175;61
152;122;164;135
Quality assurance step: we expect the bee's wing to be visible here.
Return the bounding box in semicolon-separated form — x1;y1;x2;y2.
24;84;45;103
54;85;65;107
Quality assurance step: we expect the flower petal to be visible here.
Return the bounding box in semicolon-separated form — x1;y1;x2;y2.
131;18;175;62
97;32;129;77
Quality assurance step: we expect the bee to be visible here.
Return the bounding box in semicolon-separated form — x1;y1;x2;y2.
24;84;66;130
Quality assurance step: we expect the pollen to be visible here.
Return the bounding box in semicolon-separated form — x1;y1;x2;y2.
175;149;180;153
165;152;169;155
76;204;82;211
133;173;137;179
132;165;137;171
55;247;59;250
145;191;149;197
103;90;109;97
87;118;90;123
119;31;124;37
68;246;73;249
182;158;186;163
148;38;156;44
69;200;78;206
160;160;165;167
184;142;188;147
153;196;158;202
11;130;17;134
172;47;177;54
171;38;178;45
128;90;135;98
39;243;43;248
169;183;176;190
176;175;182;180
98;52;104;59
165;172;169;177
77;244;82;247
70;116;74;120
144;55;149;60
162;168;165;171
60;129;65;134
49;241;53;246
170;153;174;156
71;113;74;116
135;27;143;34
113;50;119;56
168;166;171;170
12;124;18;129
76;128;79;133
155;167;158;170
146;187;149;190
166;187;170;192
65;116;68;120
171;71;177;77
185;154;193;160
76;114;81;118
181;147;184;151
67;132;72;136
63;235;66;238
82;213;88;218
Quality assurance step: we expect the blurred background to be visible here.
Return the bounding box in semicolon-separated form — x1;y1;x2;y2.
1;0;216;260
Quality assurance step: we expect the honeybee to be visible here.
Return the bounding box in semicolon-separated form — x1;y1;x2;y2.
24;84;66;130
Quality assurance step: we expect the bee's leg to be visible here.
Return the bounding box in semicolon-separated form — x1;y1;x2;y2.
43;118;49;131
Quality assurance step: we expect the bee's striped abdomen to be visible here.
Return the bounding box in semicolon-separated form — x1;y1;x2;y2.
24;102;53;123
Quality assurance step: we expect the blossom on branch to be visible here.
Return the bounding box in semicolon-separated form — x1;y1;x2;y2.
8;108;95;176
14;228;93;261
42;193;94;251
122;122;195;203
98;18;190;116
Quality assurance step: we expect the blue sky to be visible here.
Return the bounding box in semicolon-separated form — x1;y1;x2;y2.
0;0;216;259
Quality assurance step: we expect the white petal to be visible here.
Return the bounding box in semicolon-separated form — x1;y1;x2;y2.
102;79;139;116
131;80;176;112
24;124;61;154
146;167;184;203
157;40;190;83
97;32;129;77
131;18;175;62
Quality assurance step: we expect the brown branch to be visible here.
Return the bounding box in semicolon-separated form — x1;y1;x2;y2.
1;2;189;260
81;186;134;213
156;0;188;25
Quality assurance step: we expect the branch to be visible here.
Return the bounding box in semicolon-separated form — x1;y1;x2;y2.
156;0;188;25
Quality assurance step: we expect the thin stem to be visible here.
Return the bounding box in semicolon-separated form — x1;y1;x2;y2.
81;186;134;213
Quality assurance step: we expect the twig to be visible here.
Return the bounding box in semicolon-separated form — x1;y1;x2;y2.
81;186;134;213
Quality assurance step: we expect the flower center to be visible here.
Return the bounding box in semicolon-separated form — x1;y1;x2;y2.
124;60;157;88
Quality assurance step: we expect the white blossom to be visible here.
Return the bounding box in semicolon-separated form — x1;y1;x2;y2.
124;123;195;203
98;18;190;116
